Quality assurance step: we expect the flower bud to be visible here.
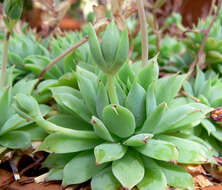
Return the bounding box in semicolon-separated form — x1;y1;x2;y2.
15;93;41;119
88;21;129;75
4;0;23;21
210;108;222;125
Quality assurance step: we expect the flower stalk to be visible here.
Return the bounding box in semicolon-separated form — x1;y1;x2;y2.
107;74;119;105
136;0;148;67
1;31;11;87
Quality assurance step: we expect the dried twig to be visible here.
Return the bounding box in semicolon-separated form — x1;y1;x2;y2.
181;90;200;103
9;160;20;181
209;0;216;16
136;0;148;67
185;0;222;81
38;37;88;79
1;31;11;87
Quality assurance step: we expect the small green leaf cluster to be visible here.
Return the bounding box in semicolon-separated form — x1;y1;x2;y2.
15;54;214;189
0;30;49;77
88;22;129;75
3;0;23;31
183;67;222;154
184;14;222;74
0;71;50;157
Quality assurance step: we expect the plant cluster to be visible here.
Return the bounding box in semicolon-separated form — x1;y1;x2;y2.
1;1;222;190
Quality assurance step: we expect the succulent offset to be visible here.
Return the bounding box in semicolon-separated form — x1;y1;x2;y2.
184;12;222;74
183;68;222;153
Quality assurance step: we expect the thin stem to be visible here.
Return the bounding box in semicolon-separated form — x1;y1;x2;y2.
107;74;119;104
1;31;11;87
209;0;216;16
185;0;222;81
35;118;99;139
136;0;148;67
38;36;88;79
181;90;200;103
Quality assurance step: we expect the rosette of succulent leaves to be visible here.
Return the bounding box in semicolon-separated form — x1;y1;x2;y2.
0;69;51;158
0;26;90;80
183;67;222;155
184;9;222;74
14;22;217;190
0;26;92;103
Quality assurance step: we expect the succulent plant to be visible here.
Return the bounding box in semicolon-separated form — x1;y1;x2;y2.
0;69;50;158
184;14;222;74
183;68;222;153
0;30;49;78
14;51;215;189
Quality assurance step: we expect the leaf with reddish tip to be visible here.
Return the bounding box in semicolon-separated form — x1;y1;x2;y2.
123;134;153;147
157;135;210;164
103;105;136;138
134;139;178;162
91;116;116;142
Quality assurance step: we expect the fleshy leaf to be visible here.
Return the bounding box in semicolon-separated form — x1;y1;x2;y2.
123;134;153;147
94;143;127;164
51;90;91;122
138;56;159;90
146;82;157;117
91;167;121;190
47;168;63;181
141;102;167;133
91;116;116;142
78;74;97;115
157;161;194;189
153;104;206;134
96;81;109;119
62;151;108;186
137;157;167;190
134;139;178;162
43;153;77;169
157;135;208;164
48;113;91;131
194;67;205;97
103;105;136;138
155;74;185;104
112;151;145;189
0;131;31;149
125;82;146;127
0;114;25;135
40;133;103;153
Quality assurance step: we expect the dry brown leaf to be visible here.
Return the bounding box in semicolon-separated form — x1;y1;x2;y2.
194;175;213;188
93;5;107;21
204;164;222;182
111;0;123;16
182;164;206;176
